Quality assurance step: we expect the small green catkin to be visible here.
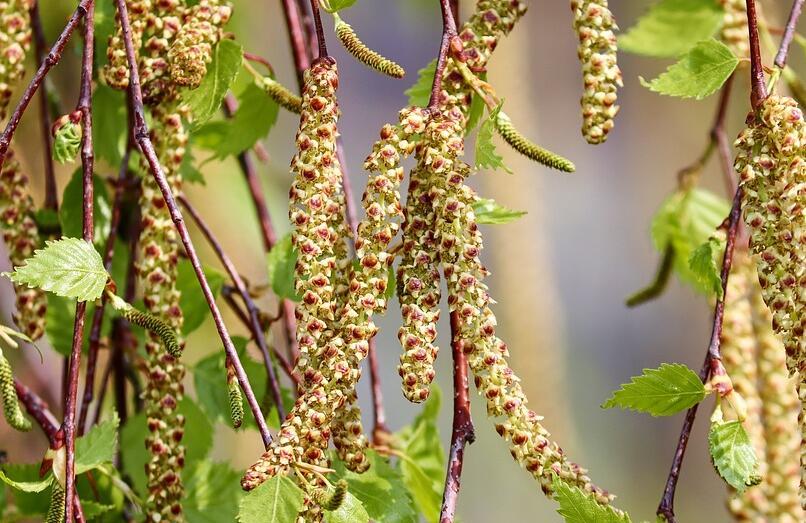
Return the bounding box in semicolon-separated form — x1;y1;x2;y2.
495;112;576;172
0;350;30;432
311;480;348;511
226;359;243;429
334;17;405;79
109;294;182;358
45;481;65;523
260;77;302;114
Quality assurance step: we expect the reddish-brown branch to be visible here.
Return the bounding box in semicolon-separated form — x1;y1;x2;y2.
711;75;737;196
280;0;312;86
243;51;275;76
774;0;805;68
657;188;743;522
0;0;93;170
114;0;273;448
428;0;460;110
29;1;58;211
746;0;767;108
15;378;59;442
307;0;328;59
63;6;95;519
178;194;288;417
439;312;475;523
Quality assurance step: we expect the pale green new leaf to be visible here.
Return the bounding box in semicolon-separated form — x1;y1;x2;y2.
620;0;723;57
641;39;738;100
184;40;243;129
476;103;512;174
709;420;761;491
688;237;725;298
326;0;357;12
602;363;707;416
237;475;304;523
267;233;300;302
185;461;243;522
6;237;108;302
324;491;370;523
75;412;119;475
473;198;527;225
553;477;631;523
0;470;51;493
405;59;436;107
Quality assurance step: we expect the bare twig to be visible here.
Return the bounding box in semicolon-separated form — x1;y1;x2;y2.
774;0;805;68
308;0;328;59
113;0;273;448
746;0;768;108
15;378;59;442
280;0;312;86
428;0;461;111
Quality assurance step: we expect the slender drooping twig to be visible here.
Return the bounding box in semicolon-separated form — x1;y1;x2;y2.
29;1;58;211
774;0;805;68
657;188;743;522
178;194;286;419
307;0;328;59
439;312;475;523
113;0;273;448
428;0;460;111
746;0;768;108
62;6;95;519
281;0;312;86
711;75;737;196
0;0;93;170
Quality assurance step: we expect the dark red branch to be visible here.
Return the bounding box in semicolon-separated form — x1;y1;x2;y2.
0;0;93;170
29;1;58;211
307;0;328;59
774;0;805;68
439;312;474;523
745;0;767;109
280;0;312;86
15;378;59;442
178;194;287;419
428;0;460;110
711;75;736;196
113;0;273;448
657;188;743;522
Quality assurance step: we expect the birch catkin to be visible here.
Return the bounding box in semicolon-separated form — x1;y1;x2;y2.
0;0;32;120
334;16;405;79
168;0;232;88
719;0;750;60
0;350;29;431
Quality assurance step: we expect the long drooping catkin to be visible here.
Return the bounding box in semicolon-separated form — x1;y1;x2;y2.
334;16;404;79
719;0;749;60
0;0;32;120
168;0;232;88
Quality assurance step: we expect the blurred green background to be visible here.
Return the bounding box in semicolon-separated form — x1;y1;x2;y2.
2;1;803;521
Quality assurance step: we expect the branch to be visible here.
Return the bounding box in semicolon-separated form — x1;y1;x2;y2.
746;0;768;108
428;0;461;110
710;75;737;196
439;312;475;523
280;0;312;86
63;5;95;519
178;194;287;419
0;0;93;169
29;1;58;211
774;0;805;68
308;0;328;59
656;187;743;522
15;378;59;442
113;0;273;448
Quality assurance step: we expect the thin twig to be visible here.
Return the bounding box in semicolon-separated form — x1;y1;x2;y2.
178;194;287;418
15;378;59;442
428;0;460;111
656;188;743;522
711;75;737;196
281;0;312;86
746;0;768;108
774;0;805;68
308;0;328;59
439;312;474;523
113;0;273;448
0;0;93;170
63;5;95;519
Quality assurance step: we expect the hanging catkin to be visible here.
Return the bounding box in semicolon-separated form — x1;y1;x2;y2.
168;0;232;88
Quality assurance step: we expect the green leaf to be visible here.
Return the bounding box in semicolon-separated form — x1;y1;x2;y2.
708;420;761;491
472;198;527;225
651;188;730;293
325;0;357;12
465;86;486;132
59;169;112;244
553;477;631;523
177;259;225;335
6;237;108;302
0;469;51;493
185;461;243;522
325;491;369;523
184;40;243;130
640;39;738;100
91;85;127;165
405;59;435;107
688;237;725;298
237;475;304;523
331;451;417;523
46;294;79;356
620;0;723;58
602;363;707;416
180;143;206;185
385;264;396;302
75;412;119;474
475;103;512;174
267;233;300;302
80;500;116;519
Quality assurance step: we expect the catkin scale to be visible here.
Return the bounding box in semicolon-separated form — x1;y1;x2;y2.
495;112;576;172
45;482;66;523
0;351;29;431
334;18;405;79
260;76;303;114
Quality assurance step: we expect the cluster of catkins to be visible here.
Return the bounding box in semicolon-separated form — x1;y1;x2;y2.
0;0;31;119
720;0;750;60
569;0;621;144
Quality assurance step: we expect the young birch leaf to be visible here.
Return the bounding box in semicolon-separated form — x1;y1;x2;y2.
184;39;243;129
6;238;108;302
237;475;304;523
75;413;119;475
553;477;631;523
708;420;761;491
324;491;370;523
620;0;723;58
602;363;707;416
472;198;527;225
405;59;436;107
327;0;357;12
91;85;127;165
0;469;51;493
475;103;512;174
267;233;300;302
185;460;243;522
688;237;725;298
640;39;738;100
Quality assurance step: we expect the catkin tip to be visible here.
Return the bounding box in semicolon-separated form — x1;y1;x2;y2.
0;353;31;432
335;19;405;79
261;77;303;114
495;113;576;172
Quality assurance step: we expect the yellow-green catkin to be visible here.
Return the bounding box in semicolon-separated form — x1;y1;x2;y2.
310;480;348;511
139;0;185;104
569;0;621;144
0;350;29;431
720;0;749;60
0;0;32;120
137;100;188;522
45;481;65;523
754;284;805;521
494;112;576;172
168;0;232;88
334;17;404;79
226;357;243;429
103;0;150;89
260;76;303;114
0;151;46;341
720;254;768;519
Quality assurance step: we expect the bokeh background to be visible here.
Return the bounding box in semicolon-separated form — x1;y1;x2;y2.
2;1;803;521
